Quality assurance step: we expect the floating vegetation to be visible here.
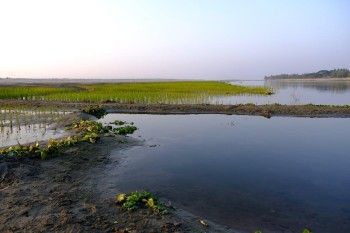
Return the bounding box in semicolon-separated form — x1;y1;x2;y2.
0;119;138;160
0;81;272;104
115;191;167;214
109;120;137;135
81;105;107;119
113;125;137;135
110;120;126;125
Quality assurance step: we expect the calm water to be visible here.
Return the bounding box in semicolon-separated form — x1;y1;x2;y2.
0;124;65;148
213;80;350;105
99;114;350;233
0;110;68;147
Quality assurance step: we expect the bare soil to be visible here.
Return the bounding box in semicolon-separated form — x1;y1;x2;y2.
1;100;350;118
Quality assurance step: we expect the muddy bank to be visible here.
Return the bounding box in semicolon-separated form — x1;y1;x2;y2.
1;100;350;117
105;103;350;118
0;135;236;233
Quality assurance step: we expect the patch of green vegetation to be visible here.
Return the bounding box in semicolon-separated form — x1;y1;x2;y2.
70;120;107;134
0;136;80;160
115;191;167;214
113;125;137;135
0;81;272;104
302;228;312;233
81;105;107;119
0;86;73;100
0;119;138;159
110;120;126;125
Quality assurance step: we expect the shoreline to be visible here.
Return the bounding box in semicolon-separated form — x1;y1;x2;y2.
1;107;345;232
265;77;350;82
1;100;350;118
0;127;239;233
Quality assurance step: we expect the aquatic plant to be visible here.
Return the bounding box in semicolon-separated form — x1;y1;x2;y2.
0;135;81;160
115;191;167;214
71;120;103;132
81;105;107;119
0;119;137;160
110;120;126;125
302;229;312;233
113;125;137;135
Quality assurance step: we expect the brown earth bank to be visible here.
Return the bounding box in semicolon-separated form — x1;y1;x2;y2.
1;100;350;118
0;136;236;233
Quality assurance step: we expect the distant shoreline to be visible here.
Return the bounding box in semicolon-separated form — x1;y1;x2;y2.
266;77;350;82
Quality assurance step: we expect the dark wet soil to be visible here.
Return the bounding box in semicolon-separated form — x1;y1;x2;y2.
0;136;233;233
1;100;350;118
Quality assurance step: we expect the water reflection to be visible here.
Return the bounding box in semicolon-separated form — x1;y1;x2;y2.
266;79;350;93
0;109;68;147
98;114;350;233
216;80;350;105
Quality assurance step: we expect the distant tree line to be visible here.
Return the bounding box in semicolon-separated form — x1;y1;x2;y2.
265;69;350;80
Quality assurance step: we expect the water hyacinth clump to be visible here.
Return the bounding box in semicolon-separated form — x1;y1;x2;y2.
115;191;167;214
112;125;137;135
110;120;126;125
0;137;79;160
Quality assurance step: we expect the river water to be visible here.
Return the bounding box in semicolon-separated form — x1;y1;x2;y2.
98;114;350;233
211;80;350;105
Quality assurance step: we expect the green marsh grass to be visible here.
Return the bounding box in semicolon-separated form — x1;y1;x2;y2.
0;81;271;104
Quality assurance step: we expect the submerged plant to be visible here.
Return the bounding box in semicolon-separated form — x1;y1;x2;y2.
115;191;167;214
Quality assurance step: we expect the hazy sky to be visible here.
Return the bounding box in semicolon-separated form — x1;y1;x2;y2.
0;0;349;79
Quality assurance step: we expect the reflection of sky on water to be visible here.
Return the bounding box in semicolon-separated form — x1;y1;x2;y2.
0;124;65;148
211;80;350;105
98;114;350;233
0;110;69;147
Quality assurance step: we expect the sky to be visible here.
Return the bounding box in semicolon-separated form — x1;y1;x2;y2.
0;0;349;80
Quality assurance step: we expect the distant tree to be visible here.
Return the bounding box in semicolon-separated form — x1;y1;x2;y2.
265;68;350;80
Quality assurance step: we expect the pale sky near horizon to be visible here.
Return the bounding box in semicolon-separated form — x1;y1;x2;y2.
0;0;349;80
